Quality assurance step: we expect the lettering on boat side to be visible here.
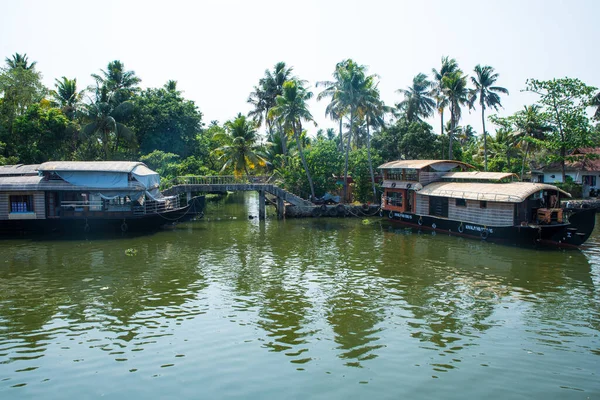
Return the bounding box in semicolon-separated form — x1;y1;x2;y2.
398;213;412;220
465;225;494;234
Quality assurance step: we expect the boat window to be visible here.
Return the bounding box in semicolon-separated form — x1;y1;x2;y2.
386;191;403;207
429;196;449;218
10;195;34;213
455;198;467;207
386;169;402;180
480;201;487;209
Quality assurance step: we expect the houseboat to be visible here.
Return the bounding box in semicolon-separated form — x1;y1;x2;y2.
379;160;596;247
0;161;204;234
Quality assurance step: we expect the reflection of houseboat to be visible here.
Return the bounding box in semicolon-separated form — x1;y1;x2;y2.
379;160;596;247
0;161;204;234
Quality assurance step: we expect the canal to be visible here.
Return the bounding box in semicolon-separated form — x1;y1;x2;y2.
0;193;599;399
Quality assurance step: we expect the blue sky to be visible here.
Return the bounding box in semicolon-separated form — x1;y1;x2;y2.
1;0;598;136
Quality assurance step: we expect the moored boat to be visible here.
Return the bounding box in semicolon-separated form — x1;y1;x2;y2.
0;161;204;234
379;160;596;248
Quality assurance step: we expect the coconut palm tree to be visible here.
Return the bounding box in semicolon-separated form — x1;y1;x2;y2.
52;77;83;120
431;56;460;137
442;71;469;159
91;60;141;103
396;73;436;122
5;53;37;70
591;91;600;120
468;65;509;171
269;79;316;200
511;105;552;179
248;62;295;155
212;113;266;178
318;60;376;202
82;85;136;160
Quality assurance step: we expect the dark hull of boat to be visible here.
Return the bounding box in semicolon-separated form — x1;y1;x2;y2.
382;208;596;248
0;196;205;236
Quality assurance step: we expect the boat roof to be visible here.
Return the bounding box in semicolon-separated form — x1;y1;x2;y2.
0;175;145;191
0;164;40;176
38;161;144;173
417;181;571;203
442;171;518;181
378;160;474;170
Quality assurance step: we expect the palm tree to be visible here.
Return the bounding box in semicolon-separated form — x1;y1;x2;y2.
468;65;509;171
5;53;37;70
248;62;294;155
91;60;141;103
52;77;83;120
317;74;348;153
269;80;316;200
442;71;469;159
82;85;136;160
591;91;600;120
396;73;435;122
318;60;376;202
511;105;552;179
212;113;266;178
431;56;460;137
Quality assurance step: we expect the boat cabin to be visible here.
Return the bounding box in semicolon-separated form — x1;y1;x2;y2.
379;160;570;227
0;161;178;222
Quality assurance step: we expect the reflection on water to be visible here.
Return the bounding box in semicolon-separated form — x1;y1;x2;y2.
0;193;599;398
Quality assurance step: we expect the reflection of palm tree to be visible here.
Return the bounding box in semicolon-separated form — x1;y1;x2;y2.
270;80;316;199
397;73;435;123
213;113;266;178
468;65;509;171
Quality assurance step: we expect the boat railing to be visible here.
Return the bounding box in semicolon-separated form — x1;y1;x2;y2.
133;196;181;216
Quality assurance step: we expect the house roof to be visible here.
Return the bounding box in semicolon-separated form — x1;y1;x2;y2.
378;160;474;171
533;148;600;173
38;161;144;173
417;181;571;203
442;171;518;181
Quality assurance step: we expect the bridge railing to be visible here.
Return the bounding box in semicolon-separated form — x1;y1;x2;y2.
162;175;271;189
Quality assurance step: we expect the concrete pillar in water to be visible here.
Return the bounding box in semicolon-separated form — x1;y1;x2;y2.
186;191;192;204
258;190;266;220
277;196;285;219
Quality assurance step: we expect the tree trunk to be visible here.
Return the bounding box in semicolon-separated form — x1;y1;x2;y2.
552;96;567;183
343;109;353;203
441;109;445;159
339;117;344;152
521;142;530;181
278;121;287;156
295;122;315;200
448;105;454;160
366;116;377;203
482;102;488;171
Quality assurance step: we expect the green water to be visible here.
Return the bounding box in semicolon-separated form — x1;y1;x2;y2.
1;193;599;399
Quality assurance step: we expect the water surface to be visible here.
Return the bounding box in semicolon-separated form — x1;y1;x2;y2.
1;193;599;399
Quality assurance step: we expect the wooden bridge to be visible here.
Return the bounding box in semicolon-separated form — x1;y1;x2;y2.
162;176;314;219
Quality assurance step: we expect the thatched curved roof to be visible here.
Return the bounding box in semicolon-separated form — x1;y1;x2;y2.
417;181;571;203
378;160;474;171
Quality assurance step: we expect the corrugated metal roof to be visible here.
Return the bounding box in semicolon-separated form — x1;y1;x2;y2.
0;175;144;191
38;161;144;173
378;160;474;170
0;164;40;176
417;181;571;203
442;171;518;181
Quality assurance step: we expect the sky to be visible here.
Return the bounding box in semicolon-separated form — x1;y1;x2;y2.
1;0;599;137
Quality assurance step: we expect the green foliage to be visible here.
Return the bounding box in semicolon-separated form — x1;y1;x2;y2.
349;147;382;203
525;78;597;178
140;150;181;179
11;102;71;163
372;118;441;161
130;86;203;157
304;139;343;196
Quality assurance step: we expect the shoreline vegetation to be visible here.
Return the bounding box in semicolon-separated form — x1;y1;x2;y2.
1;54;599;203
